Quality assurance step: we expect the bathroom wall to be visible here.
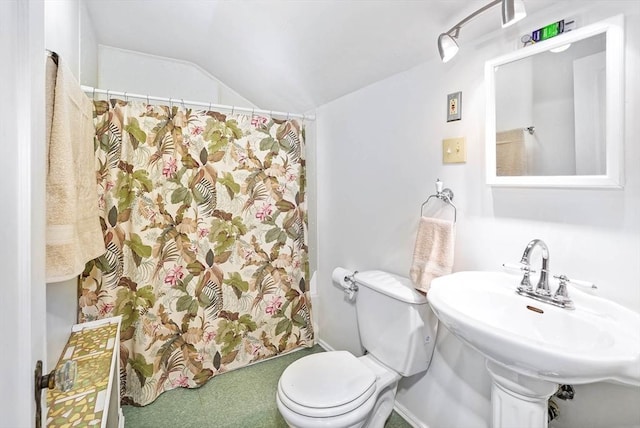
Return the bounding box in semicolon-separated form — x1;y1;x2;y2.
44;0;81;78
315;2;640;427
97;45;256;108
80;2;98;87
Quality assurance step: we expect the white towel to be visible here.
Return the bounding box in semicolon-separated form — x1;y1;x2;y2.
409;217;455;294
46;55;105;283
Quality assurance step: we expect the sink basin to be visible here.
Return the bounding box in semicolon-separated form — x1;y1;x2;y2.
428;271;640;386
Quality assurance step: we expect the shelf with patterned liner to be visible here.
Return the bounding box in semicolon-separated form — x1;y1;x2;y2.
47;316;123;428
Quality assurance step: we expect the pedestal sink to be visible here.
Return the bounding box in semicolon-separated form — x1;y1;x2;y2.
428;271;640;428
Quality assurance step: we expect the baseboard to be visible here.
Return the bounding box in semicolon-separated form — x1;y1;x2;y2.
393;401;429;428
316;338;334;351
315;338;428;428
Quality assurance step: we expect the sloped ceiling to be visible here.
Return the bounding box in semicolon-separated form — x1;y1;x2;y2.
84;0;549;113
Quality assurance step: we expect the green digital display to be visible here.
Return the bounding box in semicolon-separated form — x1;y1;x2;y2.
531;20;565;42
541;22;561;40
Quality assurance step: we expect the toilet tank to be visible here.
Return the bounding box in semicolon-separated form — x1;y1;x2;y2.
354;270;438;377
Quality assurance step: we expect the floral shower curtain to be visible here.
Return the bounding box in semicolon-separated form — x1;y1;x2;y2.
79;99;312;406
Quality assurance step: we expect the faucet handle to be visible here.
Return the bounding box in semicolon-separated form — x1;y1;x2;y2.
504;262;537;293
553;274;598;293
553;275;570;297
552;275;574;309
502;262;536;274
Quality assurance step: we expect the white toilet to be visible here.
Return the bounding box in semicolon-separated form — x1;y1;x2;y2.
276;270;438;428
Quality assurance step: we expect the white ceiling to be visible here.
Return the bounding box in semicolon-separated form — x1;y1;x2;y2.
84;0;551;112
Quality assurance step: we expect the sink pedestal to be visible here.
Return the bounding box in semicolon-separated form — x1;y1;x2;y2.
486;361;558;428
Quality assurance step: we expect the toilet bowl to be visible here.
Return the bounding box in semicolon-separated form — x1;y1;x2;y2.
276;270;438;428
276;352;400;428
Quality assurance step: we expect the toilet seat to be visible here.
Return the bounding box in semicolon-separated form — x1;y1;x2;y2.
278;351;377;418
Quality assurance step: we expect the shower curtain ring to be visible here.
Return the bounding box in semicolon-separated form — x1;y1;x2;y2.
251;108;255;117
286;112;290;121
209;101;212;112
181;99;185;109
106;89;110;100
147;94;150;105
231;106;235;115
124;91;128;102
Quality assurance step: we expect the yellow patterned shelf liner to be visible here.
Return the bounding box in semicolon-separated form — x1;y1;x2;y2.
47;322;118;427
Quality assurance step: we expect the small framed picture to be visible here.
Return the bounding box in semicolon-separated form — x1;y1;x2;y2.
447;91;462;122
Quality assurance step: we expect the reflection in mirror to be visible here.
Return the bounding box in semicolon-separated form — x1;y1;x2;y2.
485;15;624;188
495;34;605;176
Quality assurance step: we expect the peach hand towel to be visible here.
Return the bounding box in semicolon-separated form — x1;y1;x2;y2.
46;55;105;282
409;216;455;293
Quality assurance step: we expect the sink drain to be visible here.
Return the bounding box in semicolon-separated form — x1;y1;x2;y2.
526;305;544;314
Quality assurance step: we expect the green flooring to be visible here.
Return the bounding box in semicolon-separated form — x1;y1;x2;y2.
123;345;411;427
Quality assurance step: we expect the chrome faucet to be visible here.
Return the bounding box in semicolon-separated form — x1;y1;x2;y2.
518;239;550;296
505;239;597;309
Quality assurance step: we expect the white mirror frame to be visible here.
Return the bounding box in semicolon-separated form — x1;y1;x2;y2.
485;15;624;188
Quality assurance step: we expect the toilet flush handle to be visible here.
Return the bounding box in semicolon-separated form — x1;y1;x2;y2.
344;271;359;299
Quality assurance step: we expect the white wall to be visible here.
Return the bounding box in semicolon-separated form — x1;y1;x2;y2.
80;1;98;86
44;0;98;86
44;0;80;77
315;2;640;427
98;45;256;108
45;0;97;86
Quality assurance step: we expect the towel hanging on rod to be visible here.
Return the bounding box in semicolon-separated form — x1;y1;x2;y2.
420;179;457;223
46;49;59;65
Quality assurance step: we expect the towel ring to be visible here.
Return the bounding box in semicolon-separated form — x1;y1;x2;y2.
420;179;457;223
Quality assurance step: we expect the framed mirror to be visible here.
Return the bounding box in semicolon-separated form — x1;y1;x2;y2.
485;15;624;188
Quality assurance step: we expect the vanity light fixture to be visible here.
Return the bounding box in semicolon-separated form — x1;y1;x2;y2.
438;0;527;63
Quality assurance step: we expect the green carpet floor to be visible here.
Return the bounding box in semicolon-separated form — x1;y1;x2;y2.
123;345;411;428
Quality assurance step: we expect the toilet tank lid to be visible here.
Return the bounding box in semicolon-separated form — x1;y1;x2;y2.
355;270;427;304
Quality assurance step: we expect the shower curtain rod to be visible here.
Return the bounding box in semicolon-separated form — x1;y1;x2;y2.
80;85;316;121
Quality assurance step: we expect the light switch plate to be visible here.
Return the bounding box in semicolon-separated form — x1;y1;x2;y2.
443;137;466;164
